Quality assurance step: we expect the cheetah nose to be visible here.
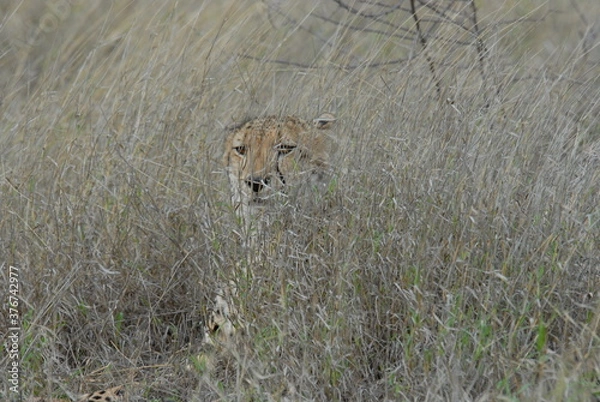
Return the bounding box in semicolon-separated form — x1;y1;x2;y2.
246;176;269;193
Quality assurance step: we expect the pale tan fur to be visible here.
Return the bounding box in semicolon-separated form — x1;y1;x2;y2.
204;113;336;344
27;385;124;402
204;277;241;345
223;113;336;217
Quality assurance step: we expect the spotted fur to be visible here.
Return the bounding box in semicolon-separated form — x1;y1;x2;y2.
27;385;124;402
223;113;336;216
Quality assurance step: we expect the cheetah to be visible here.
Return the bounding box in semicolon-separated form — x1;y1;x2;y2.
204;113;336;344
223;113;336;217
203;277;241;345
27;385;124;402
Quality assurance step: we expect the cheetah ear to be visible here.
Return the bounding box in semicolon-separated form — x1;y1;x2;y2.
313;113;336;129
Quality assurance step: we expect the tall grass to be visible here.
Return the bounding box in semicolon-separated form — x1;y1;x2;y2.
1;1;599;400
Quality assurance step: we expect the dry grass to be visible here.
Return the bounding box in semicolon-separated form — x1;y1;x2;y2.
1;0;599;401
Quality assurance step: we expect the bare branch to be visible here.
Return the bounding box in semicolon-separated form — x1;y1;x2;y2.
470;1;488;94
332;0;406;19
249;0;502;101
238;54;318;70
311;12;415;41
410;0;442;98
239;53;410;71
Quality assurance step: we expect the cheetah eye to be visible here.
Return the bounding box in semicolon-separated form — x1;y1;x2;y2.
234;146;247;156
276;144;297;155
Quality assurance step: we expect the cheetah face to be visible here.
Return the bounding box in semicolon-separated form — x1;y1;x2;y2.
223;114;335;215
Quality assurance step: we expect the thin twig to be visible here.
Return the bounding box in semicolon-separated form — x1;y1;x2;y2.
332;0;405;19
470;0;489;107
410;0;442;98
238;53;410;70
